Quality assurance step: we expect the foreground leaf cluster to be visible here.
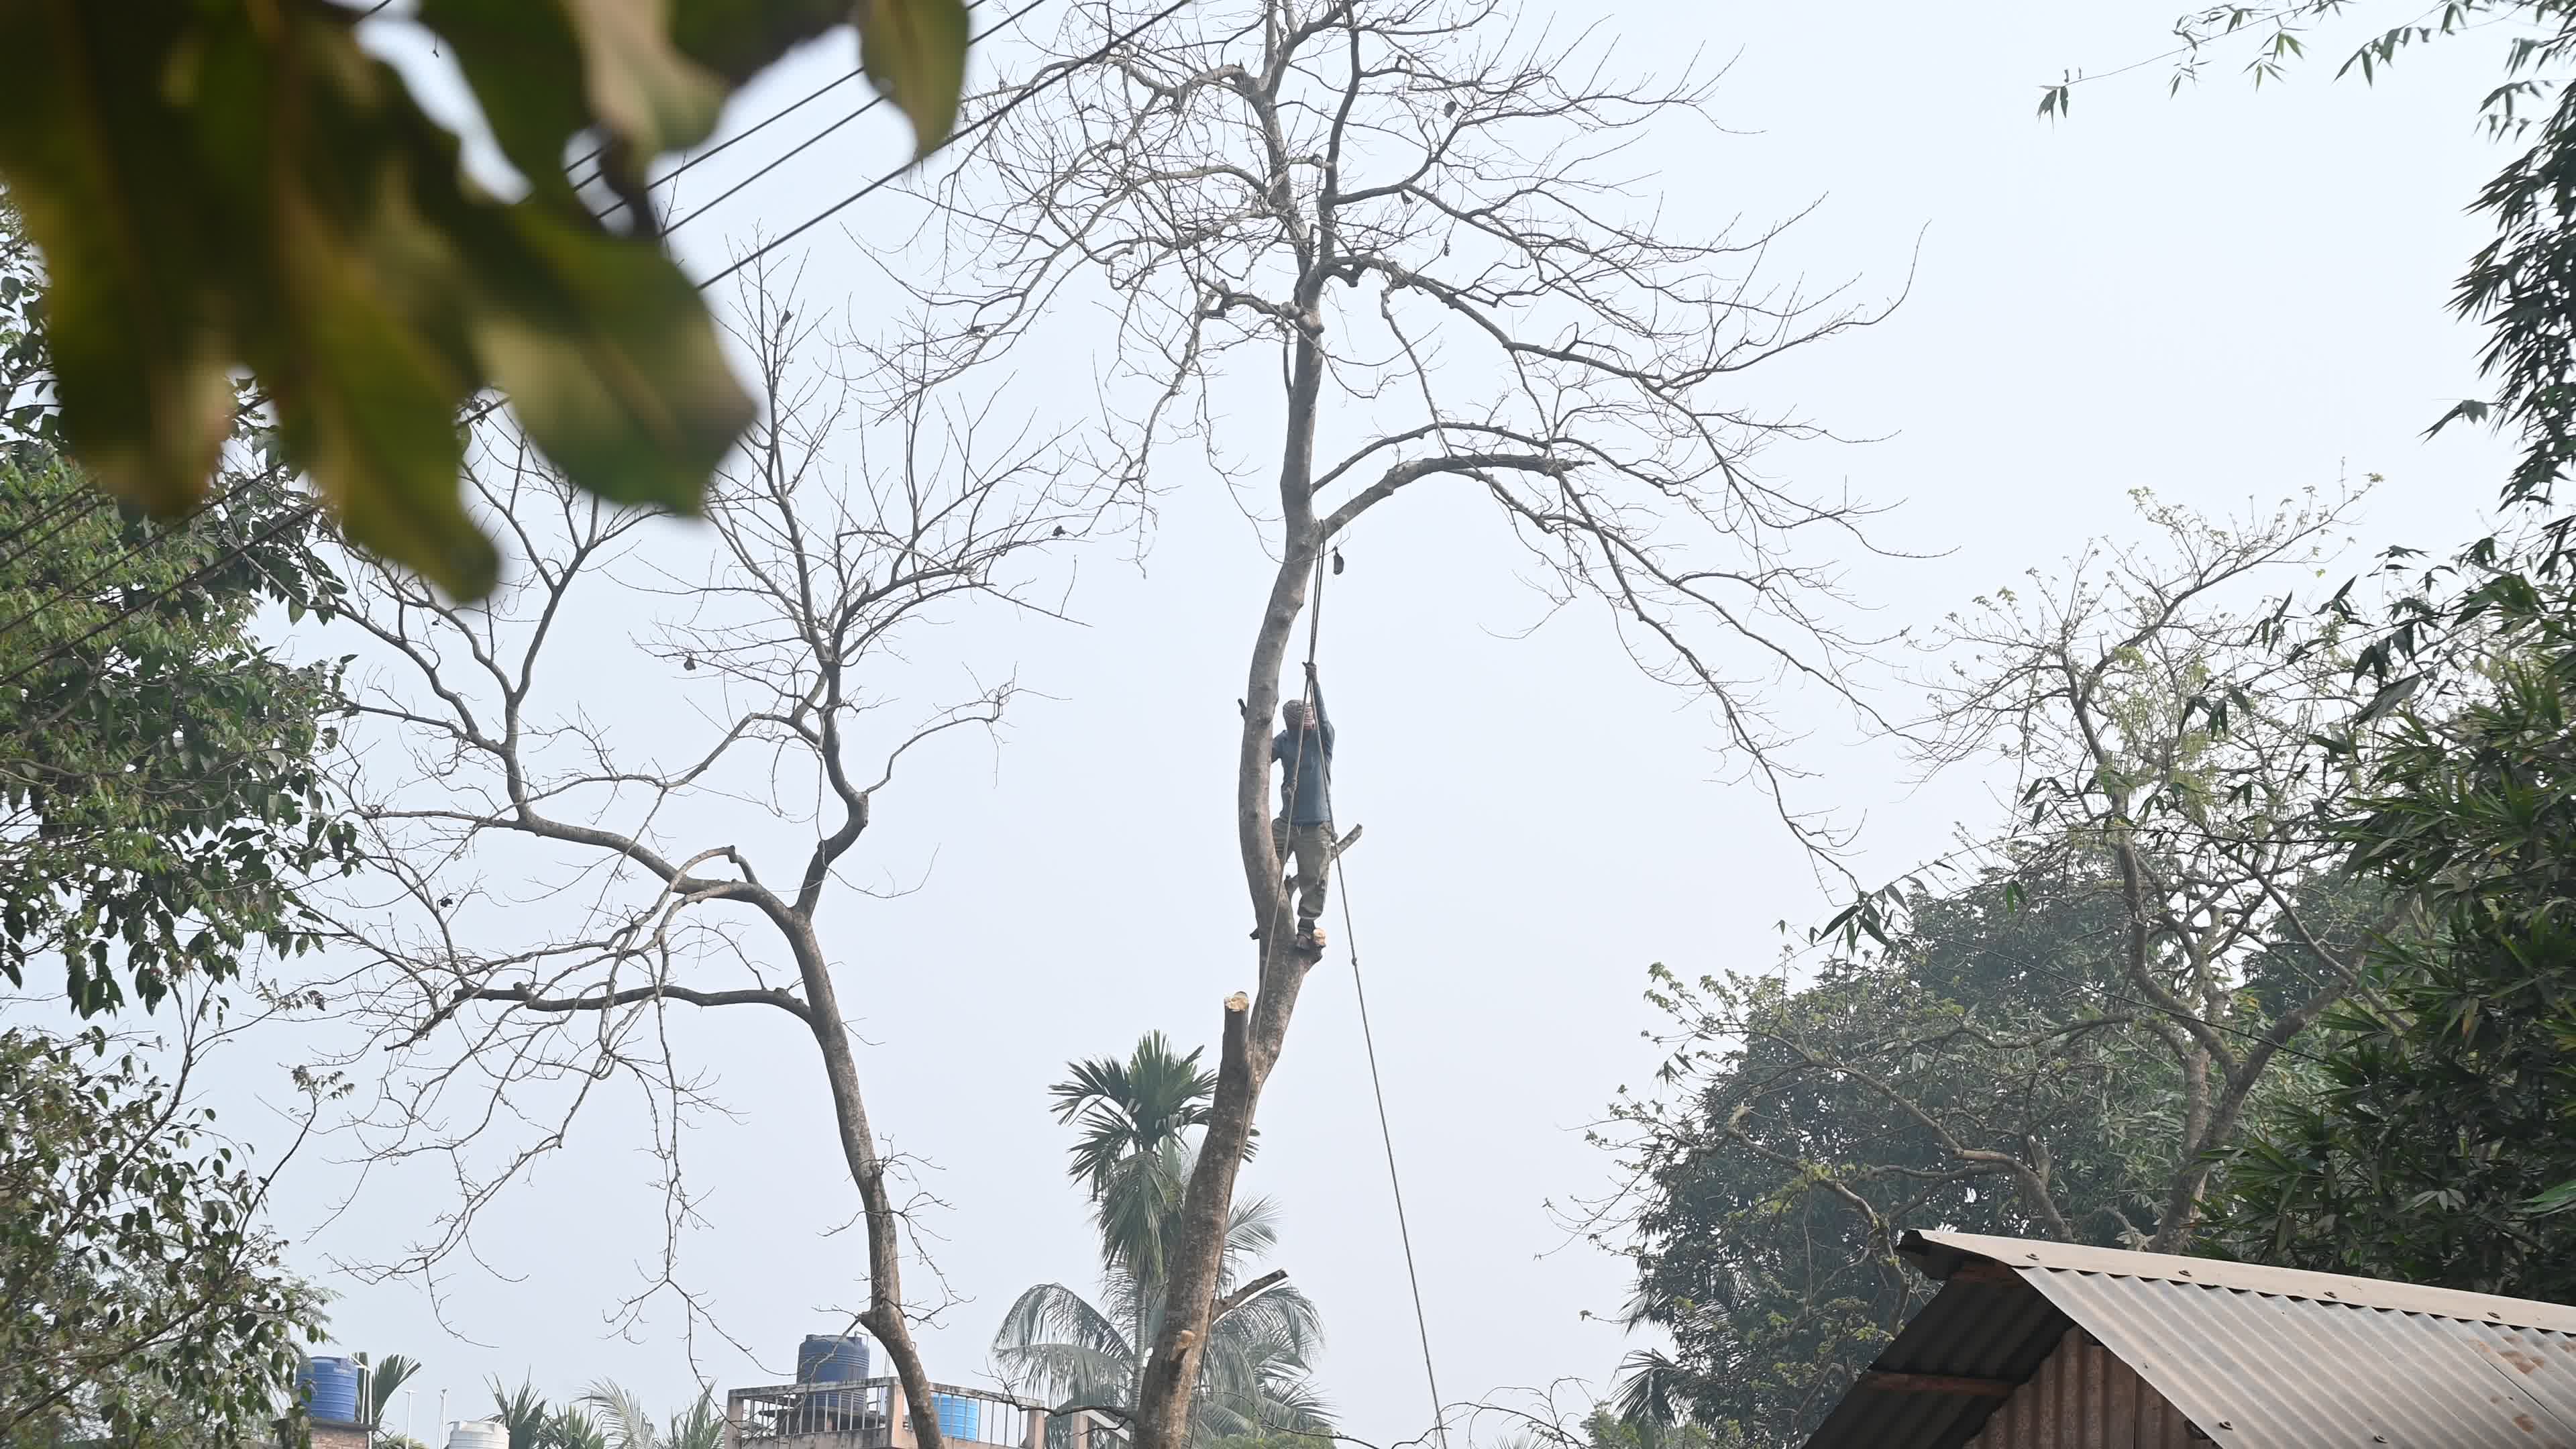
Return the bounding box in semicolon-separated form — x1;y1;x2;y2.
0;0;968;597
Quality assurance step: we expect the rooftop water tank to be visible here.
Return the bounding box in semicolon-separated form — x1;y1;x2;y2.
448;1419;509;1449
297;1357;362;1424
797;1334;869;1383
796;1334;872;1434
933;1395;981;1444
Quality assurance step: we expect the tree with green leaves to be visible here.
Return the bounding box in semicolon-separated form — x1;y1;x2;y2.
994;1034;1327;1449
2039;5;2576;1297
0;1026;325;1449
2208;584;2576;1299
0;0;971;598
0;201;356;1019
1592;496;2383;1445
1592;867;2177;1446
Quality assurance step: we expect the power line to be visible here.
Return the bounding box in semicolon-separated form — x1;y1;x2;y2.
0;470;294;651
570;68;859;199
0;482;111;574
574;0;1022;213
700;0;1190;292
663;0;1055;239
0;498;317;697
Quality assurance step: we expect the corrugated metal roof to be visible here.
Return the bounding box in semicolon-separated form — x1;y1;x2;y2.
1801;1230;2576;1449
1968;1325;2197;1449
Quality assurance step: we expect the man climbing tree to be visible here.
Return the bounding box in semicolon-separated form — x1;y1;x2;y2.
1270;663;1334;956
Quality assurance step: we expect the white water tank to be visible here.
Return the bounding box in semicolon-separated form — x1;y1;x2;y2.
447;1420;509;1449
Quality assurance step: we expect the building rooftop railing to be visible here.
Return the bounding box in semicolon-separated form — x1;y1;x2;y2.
725;1380;1054;1449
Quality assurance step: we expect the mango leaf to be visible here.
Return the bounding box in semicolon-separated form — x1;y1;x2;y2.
855;0;972;154
187;16;496;594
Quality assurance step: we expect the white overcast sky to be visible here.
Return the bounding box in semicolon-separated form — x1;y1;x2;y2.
158;1;2532;1444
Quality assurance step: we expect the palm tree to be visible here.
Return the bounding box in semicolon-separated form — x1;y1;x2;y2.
578;1380;723;1449
662;1392;726;1449
356;1354;423;1426
491;1378;551;1449
996;1034;1326;1446
544;1405;610;1449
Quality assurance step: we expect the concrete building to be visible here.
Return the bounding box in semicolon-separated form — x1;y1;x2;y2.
722;1379;1104;1449
1803;1229;2576;1449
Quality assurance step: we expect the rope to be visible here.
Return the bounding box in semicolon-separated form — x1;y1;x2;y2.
1332;861;1449;1449
1275;549;1448;1449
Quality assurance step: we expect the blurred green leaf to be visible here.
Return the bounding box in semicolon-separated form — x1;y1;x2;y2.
564;0;729;160
0;5;232;515
856;0;973;154
457;206;753;515
417;0;595;211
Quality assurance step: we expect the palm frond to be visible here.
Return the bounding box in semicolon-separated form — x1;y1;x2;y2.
490;1377;551;1449
364;1355;423;1421
1220;1195;1285;1273
542;1403;609;1449
992;1282;1136;1406
663;1393;722;1449
1051;1033;1220;1195
1609;1349;1691;1428
576;1381;659;1449
1210;1279;1323;1367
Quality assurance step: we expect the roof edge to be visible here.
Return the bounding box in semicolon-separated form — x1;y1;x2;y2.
1898;1229;2576;1334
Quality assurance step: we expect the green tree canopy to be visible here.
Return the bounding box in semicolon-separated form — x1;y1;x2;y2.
1599;862;2184;1446
0;195;356;1016
0;445;352;1015
2209;588;2576;1298
0;1028;323;1449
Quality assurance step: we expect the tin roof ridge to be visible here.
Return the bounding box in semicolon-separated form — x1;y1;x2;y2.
1901;1228;2576;1334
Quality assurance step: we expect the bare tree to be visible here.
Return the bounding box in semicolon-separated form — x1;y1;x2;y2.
1900;487;2388;1250
908;3;1902;1444
1580;492;2396;1441
309;261;1092;1448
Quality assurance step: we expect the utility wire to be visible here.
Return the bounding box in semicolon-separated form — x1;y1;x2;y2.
0;470;292;652
663;0;1055;238
700;0;1190;292
0;0;1032;600
0;498;317;696
0;482;109;574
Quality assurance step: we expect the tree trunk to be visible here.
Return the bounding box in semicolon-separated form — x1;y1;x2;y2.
1130;313;1330;1449
793;920;947;1449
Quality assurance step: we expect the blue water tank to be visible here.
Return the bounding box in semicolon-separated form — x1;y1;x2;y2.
933;1395;980;1444
298;1357;362;1424
797;1334;870;1383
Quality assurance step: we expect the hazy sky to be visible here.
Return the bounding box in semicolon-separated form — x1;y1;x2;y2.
170;1;2529;1444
